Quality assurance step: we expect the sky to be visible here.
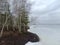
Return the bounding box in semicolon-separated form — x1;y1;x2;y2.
30;0;60;25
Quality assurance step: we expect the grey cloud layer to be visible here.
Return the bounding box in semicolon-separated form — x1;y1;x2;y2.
30;0;60;24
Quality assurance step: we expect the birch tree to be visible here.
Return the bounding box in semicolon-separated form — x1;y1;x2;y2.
13;0;31;33
0;1;13;37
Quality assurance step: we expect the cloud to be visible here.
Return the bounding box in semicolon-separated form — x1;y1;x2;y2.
30;0;60;24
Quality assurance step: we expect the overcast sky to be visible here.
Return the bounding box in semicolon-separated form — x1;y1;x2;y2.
30;0;60;24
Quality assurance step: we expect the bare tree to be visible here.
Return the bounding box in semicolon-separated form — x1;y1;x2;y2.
0;0;13;37
13;0;31;33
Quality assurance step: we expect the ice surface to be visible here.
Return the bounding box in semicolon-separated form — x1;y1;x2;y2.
26;25;60;45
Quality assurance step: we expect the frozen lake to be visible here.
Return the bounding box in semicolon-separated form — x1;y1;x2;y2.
26;25;60;45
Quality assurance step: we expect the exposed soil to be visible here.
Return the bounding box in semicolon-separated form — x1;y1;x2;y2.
0;26;40;45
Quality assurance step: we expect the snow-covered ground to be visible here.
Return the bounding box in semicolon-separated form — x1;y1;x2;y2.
26;25;60;45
